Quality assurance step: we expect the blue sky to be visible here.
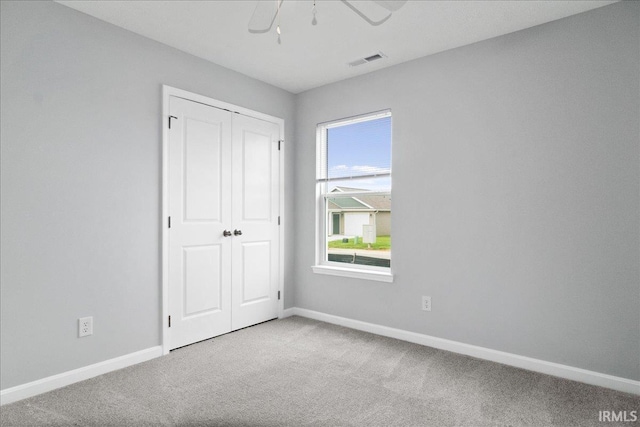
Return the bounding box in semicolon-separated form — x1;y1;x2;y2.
327;116;391;191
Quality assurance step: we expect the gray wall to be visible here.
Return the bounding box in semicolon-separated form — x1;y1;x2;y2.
0;1;295;389
2;0;638;392
294;1;639;381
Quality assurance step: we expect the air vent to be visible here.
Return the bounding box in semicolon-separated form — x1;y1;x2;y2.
348;51;387;67
364;53;383;62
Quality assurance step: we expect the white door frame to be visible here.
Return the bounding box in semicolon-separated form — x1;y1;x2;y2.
161;85;285;355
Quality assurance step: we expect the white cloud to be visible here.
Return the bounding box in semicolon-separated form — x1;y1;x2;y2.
331;164;349;171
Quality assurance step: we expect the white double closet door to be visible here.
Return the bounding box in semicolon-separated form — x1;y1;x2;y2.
168;96;280;350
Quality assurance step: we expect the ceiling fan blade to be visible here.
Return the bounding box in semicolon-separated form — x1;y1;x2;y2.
373;0;408;12
340;0;391;26
248;0;283;34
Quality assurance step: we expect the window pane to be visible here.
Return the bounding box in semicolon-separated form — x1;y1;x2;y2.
327;116;391;180
326;201;391;268
326;188;391;268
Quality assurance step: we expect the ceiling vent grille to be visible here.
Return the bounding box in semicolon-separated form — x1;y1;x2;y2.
348;51;387;67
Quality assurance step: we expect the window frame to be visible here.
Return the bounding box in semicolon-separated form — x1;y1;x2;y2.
312;110;393;283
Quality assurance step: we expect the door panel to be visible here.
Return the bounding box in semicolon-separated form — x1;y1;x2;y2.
183;245;222;315
332;213;340;235
231;115;280;331
168;97;232;350
183;118;222;221
241;130;272;220
241;241;271;303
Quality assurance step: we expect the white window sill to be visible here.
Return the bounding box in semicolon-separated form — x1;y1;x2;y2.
311;265;394;283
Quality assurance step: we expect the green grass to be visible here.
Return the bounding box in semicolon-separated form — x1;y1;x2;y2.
328;235;391;251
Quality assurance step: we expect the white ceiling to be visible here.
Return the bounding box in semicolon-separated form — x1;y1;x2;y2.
56;0;617;94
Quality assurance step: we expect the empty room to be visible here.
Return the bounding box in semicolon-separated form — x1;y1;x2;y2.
1;0;638;425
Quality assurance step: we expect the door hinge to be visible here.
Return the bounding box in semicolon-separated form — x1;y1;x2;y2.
168;315;171;327
278;291;281;300
278;140;283;151
168;115;177;129
168;216;171;228
278;216;280;225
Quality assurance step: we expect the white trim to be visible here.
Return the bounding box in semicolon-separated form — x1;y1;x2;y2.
163;86;284;124
320;109;391;129
281;307;296;318
278;116;285;321
0;346;162;405
312;265;394;283
162;85;171;355
289;308;640;396
162;85;285;354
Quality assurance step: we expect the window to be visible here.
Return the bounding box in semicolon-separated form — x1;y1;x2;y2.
313;110;393;282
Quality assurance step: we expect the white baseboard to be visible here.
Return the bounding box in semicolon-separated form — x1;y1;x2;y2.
290;308;640;396
1;346;163;405
281;307;296;318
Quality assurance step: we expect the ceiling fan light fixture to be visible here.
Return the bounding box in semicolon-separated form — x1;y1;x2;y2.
312;1;318;26
249;0;407;36
276;0;282;44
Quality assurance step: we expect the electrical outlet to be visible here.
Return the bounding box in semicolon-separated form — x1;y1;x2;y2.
421;296;431;312
79;316;93;337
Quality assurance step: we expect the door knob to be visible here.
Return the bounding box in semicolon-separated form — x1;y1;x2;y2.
223;230;232;237
234;229;243;236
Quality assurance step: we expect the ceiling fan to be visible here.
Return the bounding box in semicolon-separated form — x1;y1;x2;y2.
248;0;408;42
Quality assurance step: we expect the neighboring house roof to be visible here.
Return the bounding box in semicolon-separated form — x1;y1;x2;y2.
328;187;391;211
328;198;369;210
356;193;391;210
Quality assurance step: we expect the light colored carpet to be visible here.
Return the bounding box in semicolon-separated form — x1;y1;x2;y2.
1;316;638;426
